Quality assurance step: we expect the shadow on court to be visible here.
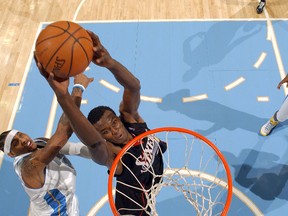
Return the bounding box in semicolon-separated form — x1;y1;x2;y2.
182;21;264;81
226;148;288;201
157;89;268;136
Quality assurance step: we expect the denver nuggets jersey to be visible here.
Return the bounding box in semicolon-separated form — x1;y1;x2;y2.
13;140;79;216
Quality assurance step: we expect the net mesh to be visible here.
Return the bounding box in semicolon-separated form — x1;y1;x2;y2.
108;128;232;216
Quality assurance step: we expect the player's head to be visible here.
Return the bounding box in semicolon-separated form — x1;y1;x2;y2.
0;130;37;157
88;106;116;124
88;106;130;145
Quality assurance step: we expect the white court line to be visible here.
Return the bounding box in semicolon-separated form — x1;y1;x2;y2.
264;7;288;96
44;95;58;138
99;80;120;92
266;21;272;41
73;0;87;21
81;99;88;104
0;152;3;168
254;52;267;69
99;80;163;103
37;18;288;24
140;95;162;103
257;96;270;102
99;79;163;103
224;77;245;91
87;189;116;216
182;94;208;103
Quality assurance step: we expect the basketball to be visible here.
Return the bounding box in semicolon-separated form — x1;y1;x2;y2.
35;20;93;80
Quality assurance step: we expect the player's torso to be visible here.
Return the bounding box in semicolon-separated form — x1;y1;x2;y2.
118;122;166;188
15;154;79;216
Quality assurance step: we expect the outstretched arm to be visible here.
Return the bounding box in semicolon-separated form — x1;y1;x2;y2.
59;74;94;159
20;74;93;188
27;73;93;164
21;90;72;188
87;31;143;123
34;51;110;166
46;73;109;165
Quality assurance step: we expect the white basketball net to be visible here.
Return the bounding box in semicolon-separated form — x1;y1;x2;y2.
109;129;232;216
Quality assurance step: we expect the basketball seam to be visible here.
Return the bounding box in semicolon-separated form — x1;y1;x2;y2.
68;37;92;77
42;24;85;77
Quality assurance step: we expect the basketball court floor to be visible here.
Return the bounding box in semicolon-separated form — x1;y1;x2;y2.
1;17;288;215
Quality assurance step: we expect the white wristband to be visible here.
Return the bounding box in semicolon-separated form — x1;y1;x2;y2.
73;84;85;92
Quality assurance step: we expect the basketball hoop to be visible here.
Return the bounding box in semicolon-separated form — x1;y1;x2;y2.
108;127;232;216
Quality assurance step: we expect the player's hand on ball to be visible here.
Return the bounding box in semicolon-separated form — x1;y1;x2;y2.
86;30;114;68
34;52;49;79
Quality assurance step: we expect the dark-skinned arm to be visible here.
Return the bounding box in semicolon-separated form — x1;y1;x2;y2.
34;51;110;166
39;69;109;166
87;31;143;122
21;105;73;188
20;74;93;188
55;86;109;165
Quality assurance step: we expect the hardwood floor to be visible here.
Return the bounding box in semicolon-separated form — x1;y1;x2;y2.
0;0;287;134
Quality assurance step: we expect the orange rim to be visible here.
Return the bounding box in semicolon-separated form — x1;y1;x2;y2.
108;127;233;216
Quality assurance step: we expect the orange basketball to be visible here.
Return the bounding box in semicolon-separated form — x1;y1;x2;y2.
35;20;93;80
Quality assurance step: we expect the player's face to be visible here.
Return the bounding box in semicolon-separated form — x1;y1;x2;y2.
8;132;37;157
93;110;131;145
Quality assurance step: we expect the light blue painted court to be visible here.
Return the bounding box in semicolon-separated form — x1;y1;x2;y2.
1;19;288;215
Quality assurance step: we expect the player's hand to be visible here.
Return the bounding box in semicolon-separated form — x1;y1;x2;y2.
277;74;288;89
86;30;114;68
46;73;70;97
74;73;94;89
34;51;49;79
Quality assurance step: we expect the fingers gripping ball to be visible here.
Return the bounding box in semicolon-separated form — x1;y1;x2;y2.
35;20;93;80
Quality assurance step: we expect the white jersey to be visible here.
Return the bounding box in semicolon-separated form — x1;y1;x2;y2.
14;152;79;216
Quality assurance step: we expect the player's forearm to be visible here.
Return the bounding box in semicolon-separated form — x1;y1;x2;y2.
55;87;82;139
36;128;70;165
57;113;73;139
57;92;106;146
71;87;83;108
107;59;141;91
